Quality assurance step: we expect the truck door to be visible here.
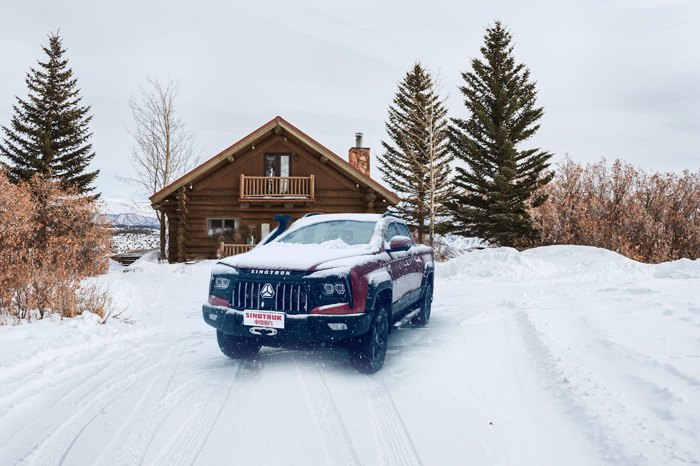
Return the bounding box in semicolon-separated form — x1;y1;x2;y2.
386;222;412;314
396;223;424;304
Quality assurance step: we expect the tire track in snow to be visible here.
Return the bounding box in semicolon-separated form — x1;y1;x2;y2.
364;376;422;466
95;341;198;466
14;358;172;466
297;365;362;466
150;362;244;466
300;366;363;465
579;317;700;388
0;339;170;426
515;303;697;466
0;327;170;386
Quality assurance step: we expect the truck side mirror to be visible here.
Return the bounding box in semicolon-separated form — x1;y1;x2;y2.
386;235;412;252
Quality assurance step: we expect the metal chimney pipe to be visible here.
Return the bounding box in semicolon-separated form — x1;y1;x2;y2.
355;132;363;148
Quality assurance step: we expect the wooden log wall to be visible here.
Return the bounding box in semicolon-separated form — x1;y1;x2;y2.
156;135;391;261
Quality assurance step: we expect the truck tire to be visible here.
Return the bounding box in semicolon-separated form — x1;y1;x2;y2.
217;330;261;360
412;281;432;327
348;303;389;373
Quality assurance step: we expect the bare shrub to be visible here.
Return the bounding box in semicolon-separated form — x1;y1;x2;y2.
528;157;700;263
0;172;113;322
0;175;34;323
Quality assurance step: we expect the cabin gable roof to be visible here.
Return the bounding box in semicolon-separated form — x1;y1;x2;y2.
149;116;400;206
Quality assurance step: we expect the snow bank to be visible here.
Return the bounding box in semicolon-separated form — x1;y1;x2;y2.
437;245;700;282
124;250;161;271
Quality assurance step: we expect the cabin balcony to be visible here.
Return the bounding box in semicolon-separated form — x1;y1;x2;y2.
239;174;315;205
220;244;256;257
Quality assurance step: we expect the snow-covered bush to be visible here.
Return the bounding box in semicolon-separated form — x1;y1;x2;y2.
0;172;113;323
529;157;700;263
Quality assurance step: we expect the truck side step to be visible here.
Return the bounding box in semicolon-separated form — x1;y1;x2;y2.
394;308;421;329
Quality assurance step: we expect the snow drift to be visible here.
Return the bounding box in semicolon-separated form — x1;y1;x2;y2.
438;244;700;282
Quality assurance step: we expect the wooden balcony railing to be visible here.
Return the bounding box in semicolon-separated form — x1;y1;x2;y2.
221;244;255;257
240;175;314;199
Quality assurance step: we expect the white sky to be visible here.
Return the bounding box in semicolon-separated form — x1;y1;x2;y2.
1;0;698;201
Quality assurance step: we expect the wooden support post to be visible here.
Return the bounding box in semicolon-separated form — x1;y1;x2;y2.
310;174;315;199
176;187;188;262
240;174;245;199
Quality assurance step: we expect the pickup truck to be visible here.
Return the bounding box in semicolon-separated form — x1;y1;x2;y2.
202;213;434;373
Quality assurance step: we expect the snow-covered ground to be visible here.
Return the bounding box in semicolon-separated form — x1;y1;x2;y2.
1;246;699;465
111;227;160;254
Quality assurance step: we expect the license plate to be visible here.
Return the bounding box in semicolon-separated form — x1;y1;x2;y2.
243;310;285;329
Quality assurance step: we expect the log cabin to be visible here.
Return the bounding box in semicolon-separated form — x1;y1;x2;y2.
149;116;400;263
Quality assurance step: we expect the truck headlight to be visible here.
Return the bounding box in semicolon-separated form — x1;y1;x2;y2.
322;281;346;296
214;277;230;289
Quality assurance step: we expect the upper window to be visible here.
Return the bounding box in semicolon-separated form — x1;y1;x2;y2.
208;218;238;236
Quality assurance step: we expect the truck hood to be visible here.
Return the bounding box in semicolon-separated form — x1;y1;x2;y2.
219;241;380;272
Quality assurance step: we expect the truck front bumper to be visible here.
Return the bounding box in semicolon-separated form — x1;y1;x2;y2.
202;304;373;344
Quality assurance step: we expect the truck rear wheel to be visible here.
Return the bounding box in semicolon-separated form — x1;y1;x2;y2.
217;330;261;360
348;304;389;373
412;281;432;327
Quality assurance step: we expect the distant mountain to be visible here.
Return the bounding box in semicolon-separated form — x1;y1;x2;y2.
101;213;160;228
99;198;159;228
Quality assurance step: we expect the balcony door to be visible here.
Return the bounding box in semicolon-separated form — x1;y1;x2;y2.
264;154;290;177
264;154;290;194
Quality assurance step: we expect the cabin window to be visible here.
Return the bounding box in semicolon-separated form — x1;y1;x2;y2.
207;218;239;236
264;154;291;177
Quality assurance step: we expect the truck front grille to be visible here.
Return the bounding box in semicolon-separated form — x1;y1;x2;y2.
232;281;310;313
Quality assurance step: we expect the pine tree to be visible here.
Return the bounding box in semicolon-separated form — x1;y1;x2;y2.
0;32;99;195
448;21;553;247
378;62;454;246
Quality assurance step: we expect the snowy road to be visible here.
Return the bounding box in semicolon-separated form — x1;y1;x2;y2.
1;246;699;465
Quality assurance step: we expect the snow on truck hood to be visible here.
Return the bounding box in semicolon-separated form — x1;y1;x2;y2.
220;214;390;271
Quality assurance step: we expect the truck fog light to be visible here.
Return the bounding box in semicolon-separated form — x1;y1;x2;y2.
327;323;347;331
209;313;218;321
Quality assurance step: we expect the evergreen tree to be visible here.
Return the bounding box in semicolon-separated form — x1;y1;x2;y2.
0;32;99;195
448;21;553;246
378;62;454;246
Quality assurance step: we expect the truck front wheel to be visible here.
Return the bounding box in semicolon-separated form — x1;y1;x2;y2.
348;303;389;373
217;330;261;359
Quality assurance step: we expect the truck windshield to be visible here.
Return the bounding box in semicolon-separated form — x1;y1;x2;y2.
276;220;377;246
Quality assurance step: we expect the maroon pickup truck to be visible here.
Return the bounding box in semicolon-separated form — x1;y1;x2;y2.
202;213;434;373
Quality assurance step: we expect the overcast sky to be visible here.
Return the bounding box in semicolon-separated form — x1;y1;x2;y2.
1;0;698;202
